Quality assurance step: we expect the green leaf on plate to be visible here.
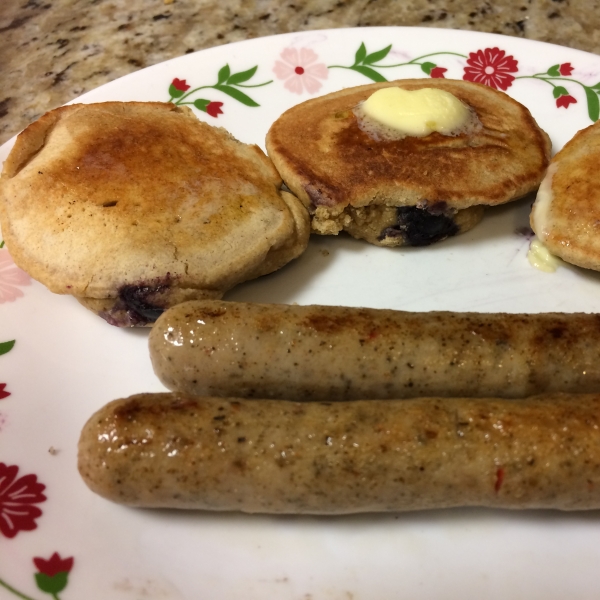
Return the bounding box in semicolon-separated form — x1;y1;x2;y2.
227;65;258;85
214;85;259;106
0;340;15;356
420;61;436;75
354;42;367;65
351;65;387;82
584;86;600;121
552;86;569;98
217;64;231;85
35;572;68;595
547;64;561;77
193;98;210;111
364;44;392;65
168;84;184;98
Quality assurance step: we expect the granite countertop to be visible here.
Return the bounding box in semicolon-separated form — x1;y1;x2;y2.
1;0;598;146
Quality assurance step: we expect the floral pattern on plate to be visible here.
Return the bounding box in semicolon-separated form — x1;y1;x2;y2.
0;339;15;406
325;42;600;120
273;47;329;94
0;243;31;304
0;383;10;400
0;552;75;600
0;462;47;539
167;63;273;116
166;41;600;121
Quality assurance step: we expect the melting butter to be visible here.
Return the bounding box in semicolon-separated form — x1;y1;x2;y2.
360;87;472;137
530;162;557;240
527;238;563;273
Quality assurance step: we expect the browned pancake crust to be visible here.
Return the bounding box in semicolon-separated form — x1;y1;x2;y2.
0;102;309;324
530;119;600;271
266;79;551;212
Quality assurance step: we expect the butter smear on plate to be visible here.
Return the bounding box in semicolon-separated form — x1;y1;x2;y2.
528;238;564;273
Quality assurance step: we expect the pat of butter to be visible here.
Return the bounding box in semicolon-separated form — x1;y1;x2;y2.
527;238;563;273
361;87;471;137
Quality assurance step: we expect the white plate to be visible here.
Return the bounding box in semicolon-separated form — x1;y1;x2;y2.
2;26;600;600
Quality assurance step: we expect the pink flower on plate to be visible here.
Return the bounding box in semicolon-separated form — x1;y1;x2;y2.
463;47;519;91
0;250;31;304
0;383;10;400
430;66;447;79
0;462;47;538
273;47;328;94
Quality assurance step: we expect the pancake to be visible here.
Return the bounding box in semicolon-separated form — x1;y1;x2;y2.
266;79;551;247
530;119;600;271
0;102;309;326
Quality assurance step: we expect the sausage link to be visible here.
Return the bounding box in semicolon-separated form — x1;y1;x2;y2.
148;300;600;401
78;392;600;513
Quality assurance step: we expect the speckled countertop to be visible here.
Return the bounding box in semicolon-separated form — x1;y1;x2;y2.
0;0;598;146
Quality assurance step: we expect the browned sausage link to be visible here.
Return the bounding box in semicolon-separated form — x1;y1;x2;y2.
78;392;600;513
148;300;600;401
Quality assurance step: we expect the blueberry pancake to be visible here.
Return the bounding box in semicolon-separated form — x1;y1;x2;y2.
266;79;551;247
530;119;600;271
0;102;309;326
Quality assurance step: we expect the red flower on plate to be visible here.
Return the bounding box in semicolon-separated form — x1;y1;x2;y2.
430;66;447;79
33;552;75;596
172;78;190;92
463;47;519;90
206;101;224;118
0;462;47;538
34;552;74;577
0;383;10;400
559;62;573;76
556;94;577;108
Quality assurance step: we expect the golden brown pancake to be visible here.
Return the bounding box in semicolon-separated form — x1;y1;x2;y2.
266;79;551;247
0;102;309;326
530;119;600;271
